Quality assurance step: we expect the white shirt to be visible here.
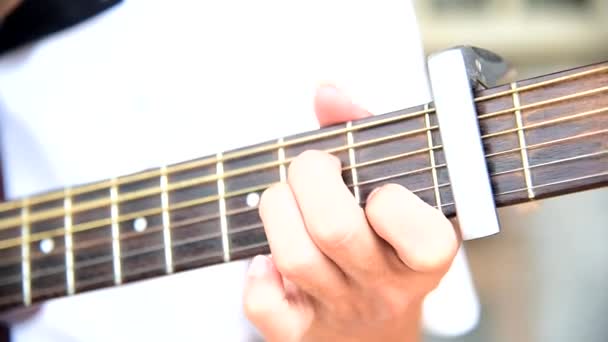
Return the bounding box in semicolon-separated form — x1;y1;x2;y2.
0;1;479;340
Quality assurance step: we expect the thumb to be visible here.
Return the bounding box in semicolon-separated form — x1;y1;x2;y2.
243;255;312;342
314;84;373;127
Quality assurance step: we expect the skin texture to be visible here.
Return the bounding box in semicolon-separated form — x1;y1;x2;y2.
243;85;461;342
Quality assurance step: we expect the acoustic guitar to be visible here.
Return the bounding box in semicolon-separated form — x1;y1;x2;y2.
0;58;606;320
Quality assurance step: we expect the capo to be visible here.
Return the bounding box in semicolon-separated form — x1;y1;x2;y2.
427;46;511;240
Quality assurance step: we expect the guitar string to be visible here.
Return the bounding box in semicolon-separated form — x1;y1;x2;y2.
3;172;608;298
14;147;608;269
19;139;608;264
4;83;607;225
14;127;608;267
0;143;605;289
0;64;605;213
0;91;606;232
0;168;606;306
0;113;605;250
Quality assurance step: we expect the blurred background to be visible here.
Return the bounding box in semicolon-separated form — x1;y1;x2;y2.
415;0;608;78
414;1;608;341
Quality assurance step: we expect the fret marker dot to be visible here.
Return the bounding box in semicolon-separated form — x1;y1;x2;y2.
133;217;148;233
40;238;54;254
246;192;260;207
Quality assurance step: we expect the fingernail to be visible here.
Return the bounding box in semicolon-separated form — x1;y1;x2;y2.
248;255;271;277
367;187;382;202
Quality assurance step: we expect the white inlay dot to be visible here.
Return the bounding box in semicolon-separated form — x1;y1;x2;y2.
133;217;148;233
40;238;54;254
246;192;260;207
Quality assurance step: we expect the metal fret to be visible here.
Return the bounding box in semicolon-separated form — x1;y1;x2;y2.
110;179;122;285
20;200;31;306
511;82;536;199
424;104;442;208
346;121;361;203
216;153;231;262
278;137;287;182
63;190;75;295
160;166;174;274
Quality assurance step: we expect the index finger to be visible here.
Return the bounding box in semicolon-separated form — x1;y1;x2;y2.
287;150;386;280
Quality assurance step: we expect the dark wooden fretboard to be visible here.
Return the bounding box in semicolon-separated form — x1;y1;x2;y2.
0;61;606;312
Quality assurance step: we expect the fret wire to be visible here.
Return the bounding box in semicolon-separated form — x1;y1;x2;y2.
0;108;433;213
67;150;608;265
352;165;441;189
0;64;605;214
474;65;608;103
278;137;287;182
1;209;237;285
216;153;231;263
530;150;607;171
482;106;608;140
0;123;439;230
10;99;608;233
110;179;122;285
7;167;608;298
160;166;173;274
1;150;608;284
478;85;608;120
0;124;436;229
20;199;31;306
63;189;75;296
531;171;608;189
0;98;606;232
343;145;441;172
3;156;606;287
0;205;259;269
0;126;606;252
511;82;535;199
346;121;361;203
424;104;442;208
1;239;279;301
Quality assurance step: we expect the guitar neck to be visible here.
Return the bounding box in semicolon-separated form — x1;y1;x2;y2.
0;61;606;312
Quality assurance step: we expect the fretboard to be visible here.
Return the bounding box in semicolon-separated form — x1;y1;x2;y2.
0;61;606;312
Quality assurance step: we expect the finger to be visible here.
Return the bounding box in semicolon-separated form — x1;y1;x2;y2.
314;84;372;127
259;183;347;299
243;255;313;342
365;184;460;273
288;150;386;279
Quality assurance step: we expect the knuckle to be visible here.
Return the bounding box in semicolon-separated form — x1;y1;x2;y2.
272;252;313;280
310;210;363;249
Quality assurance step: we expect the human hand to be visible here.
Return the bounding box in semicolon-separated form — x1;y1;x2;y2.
243;85;460;342
0;0;20;19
